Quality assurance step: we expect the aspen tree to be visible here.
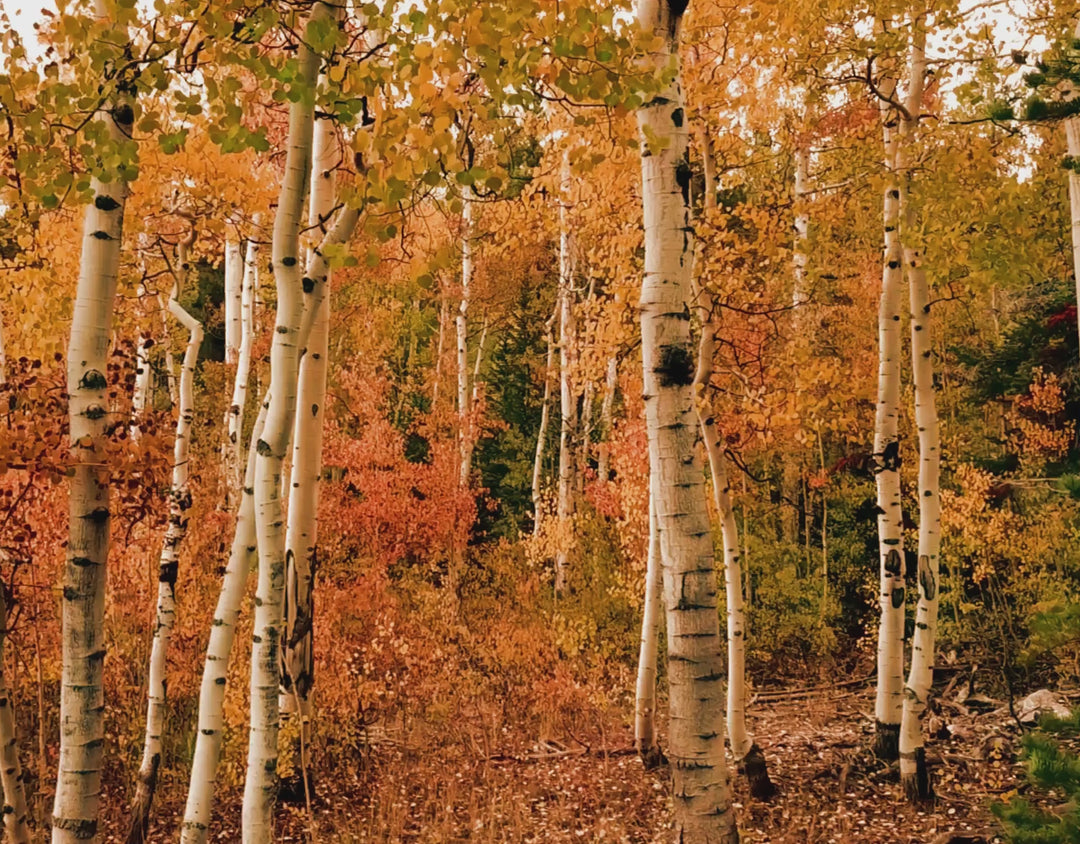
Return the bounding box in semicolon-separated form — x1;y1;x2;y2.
636;0;738;837
872;40;906;762
554;154;577;596
128;231;203;844
180;400;267;844
0;584;29;844
633;482;664;769
456;192;475;490
531;306;557;537
280;108;340;804
596;354;617;482
53;3;133;838
1067;19;1080;348
242;4;333;837
226;228;258;493
897;16;941;802
695;133;774;800
224;236;243;365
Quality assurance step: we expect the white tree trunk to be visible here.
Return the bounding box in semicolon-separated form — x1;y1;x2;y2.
531;308;557;537
280;109;340;804
694;133;773;796
872;59;906;762
456;193;474;489
180;398;267;844
636;0;738;837
897;19;940;802
128;237;203;844
633;481;664;769
242;5;330;837
0;586;29;844
1068;20;1080;348
227;233;258;492
596;355;617;483
554;154;577;596
224;237;243;366
53;17;132;837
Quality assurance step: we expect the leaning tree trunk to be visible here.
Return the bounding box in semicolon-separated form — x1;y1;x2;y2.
226;231;258;495
531;306;557;536
633;482;664;769
897;18;940;802
0;583;30;844
53;11;133;839
554;154;577;596
636;0;738;838
127;234;203;844
872;55;906;763
695;131;774;799
242;5;330;838
180;399;267;844
279;107;340;806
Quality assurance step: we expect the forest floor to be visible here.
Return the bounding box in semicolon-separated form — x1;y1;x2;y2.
285;679;1018;842
102;677;1029;843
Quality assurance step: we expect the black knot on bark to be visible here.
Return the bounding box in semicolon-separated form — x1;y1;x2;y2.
79;369;108;391
302;277;315;293
112;103;134;128
675;157;692;206
94;195;120;212
655;343;695;387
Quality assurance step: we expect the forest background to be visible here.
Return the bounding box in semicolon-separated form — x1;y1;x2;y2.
1;0;1080;840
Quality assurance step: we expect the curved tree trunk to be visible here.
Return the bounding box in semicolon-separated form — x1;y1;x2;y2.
636;0;738;838
227;231;258;494
872;52;906;763
127;235;203;844
897;17;940;802
280;107;340;806
53;10;133;837
180;399;267;844
554;154;577;596
633;482;664;769
531;306;557;536
242;5;331;838
0;585;30;844
696;123;774;799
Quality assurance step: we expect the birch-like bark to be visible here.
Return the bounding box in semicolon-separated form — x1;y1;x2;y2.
636;0;738;837
873;52;906;762
781;145;810;544
53;9;132;837
224;236;243;365
897;18;940;802
242;5;330;837
531;307;557;536
0;584;29;844
227;231;258;492
1067;19;1080;348
433;296;448;407
280;109;340;804
456;193;474;489
634;481;664;768
695;131;774;799
596;355;617;483
554;154;577;596
180;398;266;844
127;236;203;844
